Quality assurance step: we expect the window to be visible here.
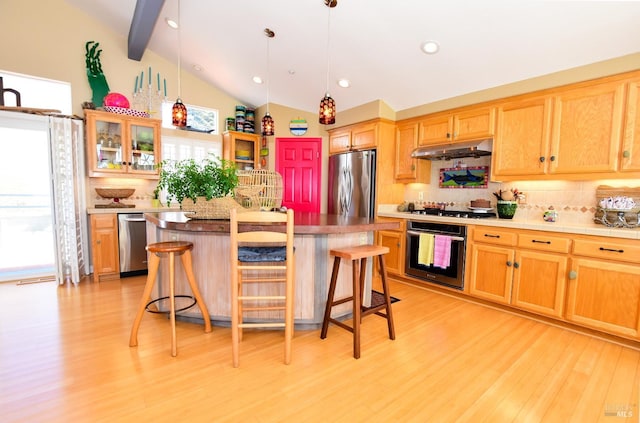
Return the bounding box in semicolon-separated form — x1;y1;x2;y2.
0;70;72;114
161;101;219;134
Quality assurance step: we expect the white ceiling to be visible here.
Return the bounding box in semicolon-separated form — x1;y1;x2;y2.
64;0;640;114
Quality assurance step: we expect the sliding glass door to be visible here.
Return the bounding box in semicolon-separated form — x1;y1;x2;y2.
0;116;54;282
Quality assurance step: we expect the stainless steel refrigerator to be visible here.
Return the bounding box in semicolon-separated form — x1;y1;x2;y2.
328;149;376;218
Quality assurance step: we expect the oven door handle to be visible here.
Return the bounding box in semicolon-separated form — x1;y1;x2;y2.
407;230;465;241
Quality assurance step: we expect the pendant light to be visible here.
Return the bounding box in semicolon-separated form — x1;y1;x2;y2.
172;0;187;127
319;0;337;125
261;28;275;136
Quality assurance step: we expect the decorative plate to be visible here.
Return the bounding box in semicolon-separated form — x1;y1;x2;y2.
468;206;494;212
103;106;150;118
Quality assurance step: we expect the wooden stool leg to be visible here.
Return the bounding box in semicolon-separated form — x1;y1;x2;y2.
352;258;362;359
231;260;240;368
169;252;177;357
378;255;396;340
358;257;367;324
129;252;161;347
180;250;212;333
320;256;341;339
284;260;295;365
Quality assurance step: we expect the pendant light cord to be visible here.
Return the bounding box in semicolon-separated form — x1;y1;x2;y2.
325;5;331;95
177;0;182;100
266;32;270;113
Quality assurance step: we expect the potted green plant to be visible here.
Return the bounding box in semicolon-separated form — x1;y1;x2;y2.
155;155;241;218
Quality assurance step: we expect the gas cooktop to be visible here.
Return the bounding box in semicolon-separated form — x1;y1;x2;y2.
406;208;497;219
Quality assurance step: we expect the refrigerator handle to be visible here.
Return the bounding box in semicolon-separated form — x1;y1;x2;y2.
344;165;353;214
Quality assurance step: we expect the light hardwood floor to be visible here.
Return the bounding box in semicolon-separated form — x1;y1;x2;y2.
0;276;638;422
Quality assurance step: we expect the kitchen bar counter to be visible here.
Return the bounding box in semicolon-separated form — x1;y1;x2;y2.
377;205;640;240
145;211;399;328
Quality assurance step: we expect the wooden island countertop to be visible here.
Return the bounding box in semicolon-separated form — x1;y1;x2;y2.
144;211;399;328
144;211;400;234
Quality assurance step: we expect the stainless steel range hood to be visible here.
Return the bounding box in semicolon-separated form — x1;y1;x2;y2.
411;139;493;161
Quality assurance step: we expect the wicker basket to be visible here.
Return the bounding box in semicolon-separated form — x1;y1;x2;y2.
181;196;249;220
235;170;283;210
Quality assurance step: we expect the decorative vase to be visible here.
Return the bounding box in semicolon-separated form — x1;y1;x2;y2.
497;200;518;219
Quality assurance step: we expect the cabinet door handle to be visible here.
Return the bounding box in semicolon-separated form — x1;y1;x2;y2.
484;234;500;238
599;247;624;253
623;150;631;158
446;132;451;139
550;155;556;162
568;270;577;280
513;262;520;269
532;239;551;244
96;240;101;244
506;261;512;267
539;156;545;163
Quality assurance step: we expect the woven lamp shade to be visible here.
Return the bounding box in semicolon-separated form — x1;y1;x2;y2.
319;94;336;125
261;113;274;136
172;99;187;127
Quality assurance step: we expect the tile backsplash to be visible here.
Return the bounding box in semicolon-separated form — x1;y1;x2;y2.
403;156;640;225
88;177;162;208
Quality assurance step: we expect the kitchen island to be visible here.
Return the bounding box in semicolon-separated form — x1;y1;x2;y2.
144;211;400;328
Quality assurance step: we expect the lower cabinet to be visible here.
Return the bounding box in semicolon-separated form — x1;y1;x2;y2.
468;227;569;318
376;218;406;277
90;214;120;282
566;237;640;339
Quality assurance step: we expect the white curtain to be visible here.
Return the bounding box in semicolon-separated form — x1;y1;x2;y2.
49;116;89;284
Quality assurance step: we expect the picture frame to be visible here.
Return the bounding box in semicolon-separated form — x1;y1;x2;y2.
439;166;488;189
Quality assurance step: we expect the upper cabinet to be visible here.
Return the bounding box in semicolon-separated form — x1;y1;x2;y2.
492;76;634;181
394;122;430;182
621;78;640;172
418;107;495;145
328;121;378;154
222;131;260;171
492;96;554;178
85;109;161;178
548;80;625;175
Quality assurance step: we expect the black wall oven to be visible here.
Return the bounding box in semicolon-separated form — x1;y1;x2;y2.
405;220;466;290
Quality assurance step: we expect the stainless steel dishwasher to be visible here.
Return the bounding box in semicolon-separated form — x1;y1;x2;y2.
118;213;148;277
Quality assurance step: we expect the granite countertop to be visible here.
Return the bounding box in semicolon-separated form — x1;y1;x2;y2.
377;205;640;240
144;211;400;235
87;206;179;214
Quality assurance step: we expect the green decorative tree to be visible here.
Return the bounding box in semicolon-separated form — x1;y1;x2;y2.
85;41;110;107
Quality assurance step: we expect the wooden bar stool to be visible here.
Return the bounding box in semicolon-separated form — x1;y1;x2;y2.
129;241;212;357
320;244;395;359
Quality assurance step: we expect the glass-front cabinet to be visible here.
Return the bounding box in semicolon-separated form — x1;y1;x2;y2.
222;130;260;170
85;109;161;178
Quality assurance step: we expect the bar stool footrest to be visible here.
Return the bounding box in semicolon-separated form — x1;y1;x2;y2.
145;295;197;314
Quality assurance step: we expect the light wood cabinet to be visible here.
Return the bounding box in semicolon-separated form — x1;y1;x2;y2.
85;109;161;178
548;80;625;175
376;218;406;276
222;131;260;170
418;107;495;145
328;121;378;154
621;78;640;172
90;214;119;282
511;232;570;318
468;227;569;318
566;236;640;339
394;122;430;182
492;96;554;178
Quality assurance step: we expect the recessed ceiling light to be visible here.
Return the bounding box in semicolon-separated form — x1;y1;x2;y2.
288;69;296;75
193;64;203;72
420;40;439;54
166;18;178;29
253;76;263;84
337;79;350;88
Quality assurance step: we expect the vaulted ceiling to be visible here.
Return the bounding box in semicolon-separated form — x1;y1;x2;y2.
65;0;640;114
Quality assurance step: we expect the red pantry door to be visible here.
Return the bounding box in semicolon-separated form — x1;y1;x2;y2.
276;137;322;213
